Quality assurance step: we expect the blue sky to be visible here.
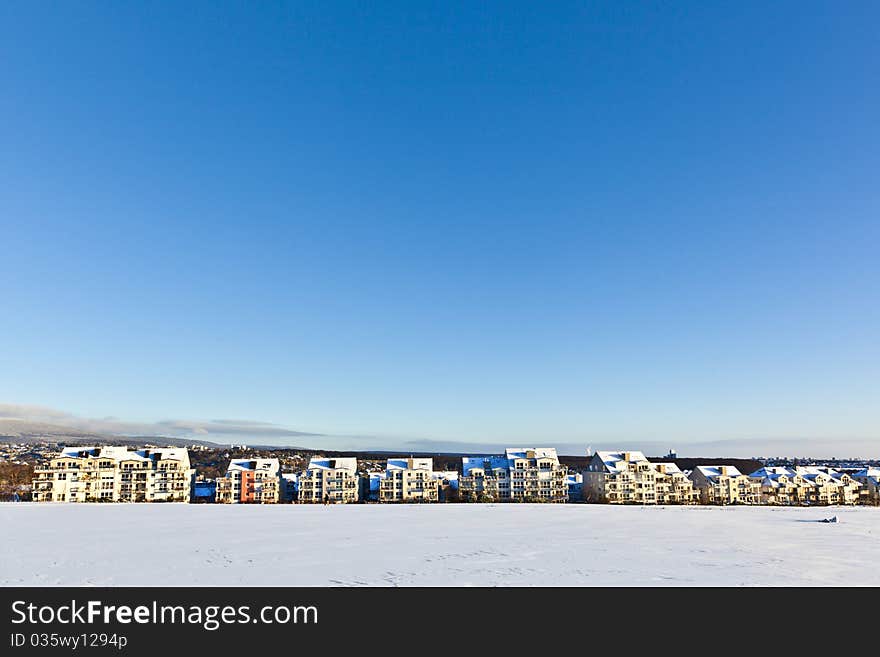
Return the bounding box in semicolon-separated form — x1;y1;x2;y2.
1;2;877;456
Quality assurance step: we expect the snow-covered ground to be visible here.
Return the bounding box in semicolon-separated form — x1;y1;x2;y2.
2;503;878;586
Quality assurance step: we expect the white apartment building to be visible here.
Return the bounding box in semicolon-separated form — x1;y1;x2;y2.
459;448;566;502
298;457;360;503
651;462;698;504
582;451;697;504
748;466;804;505
378;458;439;502
215;458;285;503
748;466;862;506
689;465;761;505
795;466;861;505
583;451;656;504
31;446;194;503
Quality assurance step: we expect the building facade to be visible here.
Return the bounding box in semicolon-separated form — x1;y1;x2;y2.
433;470;459;502
298;457;360;503
748;466;803;505
795;467;861;505
582;452;697;505
583;451;655;504
31;446;194;503
749;466;862;506
459;448;566;502
852;467;880;505
215;458;286;504
378;458;440;502
689;465;761;505
651;462;698;504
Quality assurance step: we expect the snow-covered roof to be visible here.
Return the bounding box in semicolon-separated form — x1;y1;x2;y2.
651;462;683;475
463;447;561;475
795;466;830;475
307;457;358;473
593;451;649;473
749;466;796;478
432;471;458;489
227;458;280;473
57;446;189;463
432;470;458;481
565;473;583;485
695;465;744;480
852;467;880;483
505;447;559;462
461;455;511;475
386;457;433;472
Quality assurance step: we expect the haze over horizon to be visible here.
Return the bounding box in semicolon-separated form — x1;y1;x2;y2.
1;3;877;459
0;402;877;460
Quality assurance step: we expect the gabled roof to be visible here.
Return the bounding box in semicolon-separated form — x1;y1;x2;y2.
651;462;683;475
461;455;510;475
386;457;433;472
505;447;559;462
749;466;796;478
852;467;880;483
227;458;280;473
593;451;649;473
307;457;358;473
694;465;744;480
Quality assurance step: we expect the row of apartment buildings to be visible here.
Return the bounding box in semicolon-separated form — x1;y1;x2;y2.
584;451;872;506
30;446;880;506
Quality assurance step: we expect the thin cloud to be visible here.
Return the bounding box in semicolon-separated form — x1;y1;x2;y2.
0;403;323;441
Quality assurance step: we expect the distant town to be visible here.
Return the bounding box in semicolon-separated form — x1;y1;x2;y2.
2;440;879;506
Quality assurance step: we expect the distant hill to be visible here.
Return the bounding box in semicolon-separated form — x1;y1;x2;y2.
0;424;764;474
0;420;220;448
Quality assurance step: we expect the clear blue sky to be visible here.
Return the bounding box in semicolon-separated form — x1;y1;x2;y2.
1;2;877;455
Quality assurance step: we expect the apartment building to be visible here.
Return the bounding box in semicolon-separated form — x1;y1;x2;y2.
298;457;360;503
651;462;698;504
689;465;761;505
852;467;880;505
31;446;194;503
215;459;286;504
583;451;657;504
749;466;804;505
459;448;566;502
433;470;459;502
795;467;861;506
378;458;439;502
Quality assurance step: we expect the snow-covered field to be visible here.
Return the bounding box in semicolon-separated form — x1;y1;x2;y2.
2;503;878;586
